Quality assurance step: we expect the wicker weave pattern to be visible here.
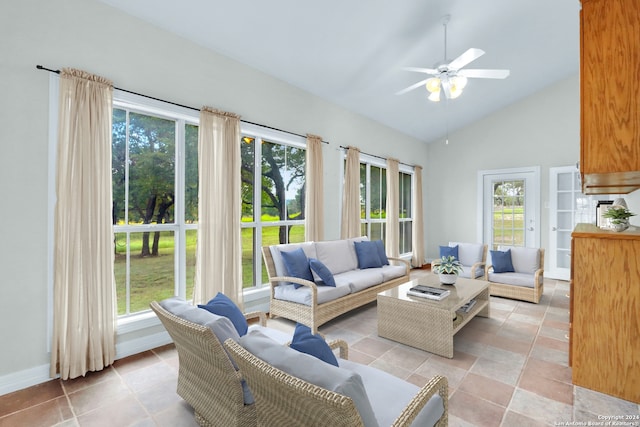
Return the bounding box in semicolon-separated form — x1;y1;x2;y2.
224;339;448;427
263;245;411;333
150;301;258;427
378;277;490;358
485;248;545;304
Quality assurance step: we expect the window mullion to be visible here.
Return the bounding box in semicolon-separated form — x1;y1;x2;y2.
254;137;263;287
175;120;186;298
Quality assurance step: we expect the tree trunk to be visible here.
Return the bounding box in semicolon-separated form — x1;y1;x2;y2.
141;195;156;257
152;198;174;256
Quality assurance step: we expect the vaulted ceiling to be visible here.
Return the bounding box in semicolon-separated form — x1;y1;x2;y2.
99;0;581;143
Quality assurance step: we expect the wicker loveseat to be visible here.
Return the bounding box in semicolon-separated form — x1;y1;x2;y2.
225;330;448;427
150;298;291;427
263;237;410;333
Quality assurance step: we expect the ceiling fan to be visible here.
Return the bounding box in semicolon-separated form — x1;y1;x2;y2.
397;15;510;101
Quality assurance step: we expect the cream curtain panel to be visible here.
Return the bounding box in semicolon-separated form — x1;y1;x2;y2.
305;134;324;242
51;68;116;380
193;107;243;308
411;165;425;267
385;158;400;258
341;146;362;239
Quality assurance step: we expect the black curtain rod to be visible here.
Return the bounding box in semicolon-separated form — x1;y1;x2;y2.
37;65;329;144
339;145;414;168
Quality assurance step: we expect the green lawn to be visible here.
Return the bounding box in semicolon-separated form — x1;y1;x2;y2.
492;206;525;247
114;222;303;315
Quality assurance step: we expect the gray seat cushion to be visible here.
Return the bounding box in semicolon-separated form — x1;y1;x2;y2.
488;271;537;287
340;359;444;427
274;281;352;305
460;264;484;279
336;269;384;293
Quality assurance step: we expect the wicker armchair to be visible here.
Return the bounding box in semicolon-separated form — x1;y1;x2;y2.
433;242;487;279
150;301;267;427
224;338;448;427
485;247;545;303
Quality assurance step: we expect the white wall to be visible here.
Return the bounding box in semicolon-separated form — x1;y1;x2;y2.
0;0;427;389
425;75;581;260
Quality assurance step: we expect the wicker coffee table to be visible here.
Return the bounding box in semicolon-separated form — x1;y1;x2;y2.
377;275;490;358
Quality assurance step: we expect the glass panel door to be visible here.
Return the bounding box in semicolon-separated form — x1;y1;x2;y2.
482;168;540;250
548;166;610;280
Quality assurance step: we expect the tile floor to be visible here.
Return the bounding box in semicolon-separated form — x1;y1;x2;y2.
1;270;638;426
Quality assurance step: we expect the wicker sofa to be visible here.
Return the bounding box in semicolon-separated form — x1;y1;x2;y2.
150;298;291;427
225;330;448;427
263;237;410;333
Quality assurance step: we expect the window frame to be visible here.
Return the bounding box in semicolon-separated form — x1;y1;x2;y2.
112;91;200;316
354;152;415;257
240;123;307;291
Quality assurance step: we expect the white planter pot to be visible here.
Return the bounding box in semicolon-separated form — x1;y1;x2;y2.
438;273;458;285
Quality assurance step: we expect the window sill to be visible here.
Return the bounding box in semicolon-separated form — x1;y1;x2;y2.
117;310;160;335
116;286;271;335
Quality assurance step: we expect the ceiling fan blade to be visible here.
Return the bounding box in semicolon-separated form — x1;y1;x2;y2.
458;69;510;79
396;78;430;95
448;48;485;71
402;67;438;75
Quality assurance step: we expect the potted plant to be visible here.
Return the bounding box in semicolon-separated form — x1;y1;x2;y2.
603;205;636;231
432;255;463;285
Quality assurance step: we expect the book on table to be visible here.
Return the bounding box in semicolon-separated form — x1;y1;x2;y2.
407;285;450;300
457;299;477;314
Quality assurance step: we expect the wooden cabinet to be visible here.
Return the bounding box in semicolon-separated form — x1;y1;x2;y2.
570;224;640;403
580;0;640;194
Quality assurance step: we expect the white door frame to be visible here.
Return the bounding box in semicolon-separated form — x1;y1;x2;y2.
547;165;614;280
548;165;575;281
477;166;541;248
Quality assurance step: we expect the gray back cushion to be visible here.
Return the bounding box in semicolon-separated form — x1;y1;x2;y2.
499;246;540;274
450;242;484;267
315;239;361;274
270;242;317;278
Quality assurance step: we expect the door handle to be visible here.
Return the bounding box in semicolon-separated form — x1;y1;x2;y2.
528;227;534;231
552;226;557;231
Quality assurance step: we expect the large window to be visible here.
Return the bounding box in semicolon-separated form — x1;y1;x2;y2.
112;94;199;316
240;125;306;289
360;163;387;240
398;171;413;254
358;155;414;256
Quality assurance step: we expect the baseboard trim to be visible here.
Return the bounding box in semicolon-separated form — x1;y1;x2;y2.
0;364;52;397
115;330;172;360
0;331;173;396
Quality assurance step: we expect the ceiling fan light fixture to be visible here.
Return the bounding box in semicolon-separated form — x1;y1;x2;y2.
425;77;441;93
451;75;468;90
428;91;441;102
449;86;463;99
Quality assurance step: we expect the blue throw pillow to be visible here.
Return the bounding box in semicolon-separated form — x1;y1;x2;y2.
290;323;338;366
354;240;383;269
198;292;248;336
373;240;389;265
491;249;515;273
281;248;314;289
308;258;336;287
439;245;459;260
